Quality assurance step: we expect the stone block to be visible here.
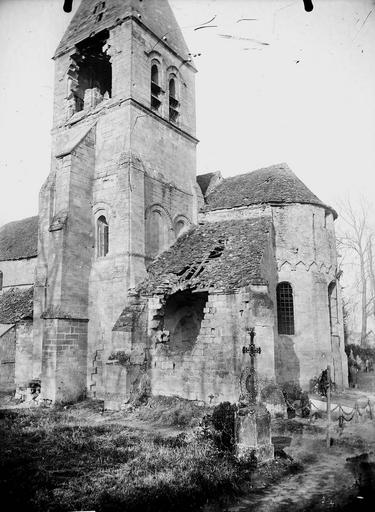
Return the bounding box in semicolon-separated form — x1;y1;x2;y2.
235;403;274;463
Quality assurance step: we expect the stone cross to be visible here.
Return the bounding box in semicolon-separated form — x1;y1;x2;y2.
242;328;261;404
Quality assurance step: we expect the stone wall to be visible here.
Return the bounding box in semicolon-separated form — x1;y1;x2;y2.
15;320;34;388
41;318;88;403
0;326;16;391
149;284;276;404
0;258;36;290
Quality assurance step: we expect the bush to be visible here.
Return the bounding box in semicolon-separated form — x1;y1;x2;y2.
280;382;310;419
211;402;237;452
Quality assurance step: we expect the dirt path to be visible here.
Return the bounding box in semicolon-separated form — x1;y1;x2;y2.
228;450;354;511
227;423;375;512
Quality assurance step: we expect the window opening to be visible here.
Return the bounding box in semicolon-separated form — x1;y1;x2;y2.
93;2;105;14
169;78;179;122
97;215;109;257
163;290;208;353
328;281;338;334
0;271;3;291
208;240;225;259
151;64;162;111
277;282;295;335
70;30;112;113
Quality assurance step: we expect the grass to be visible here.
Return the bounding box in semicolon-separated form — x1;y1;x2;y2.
0;399;298;512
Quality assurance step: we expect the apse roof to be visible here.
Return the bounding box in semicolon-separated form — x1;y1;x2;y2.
199;163;337;218
0;287;34;324
55;0;190;59
137;216;273;294
0;216;38;262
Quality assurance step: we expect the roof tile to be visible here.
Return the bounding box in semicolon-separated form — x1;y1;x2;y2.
202;163;337;218
0;287;34;324
138;217;273;294
0;216;38;262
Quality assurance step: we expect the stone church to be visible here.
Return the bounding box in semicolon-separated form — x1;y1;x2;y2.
0;0;348;405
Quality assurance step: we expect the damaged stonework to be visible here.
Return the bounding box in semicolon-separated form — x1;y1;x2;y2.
67;30;112;116
108;216;281;408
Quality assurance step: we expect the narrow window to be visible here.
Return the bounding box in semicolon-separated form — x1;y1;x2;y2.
175;219;186;237
328;281;338;333
277;282;295;335
0;271;3;291
97;215;109;257
169;77;179;122
151;64;162;111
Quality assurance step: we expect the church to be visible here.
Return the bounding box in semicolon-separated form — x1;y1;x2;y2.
0;0;348;406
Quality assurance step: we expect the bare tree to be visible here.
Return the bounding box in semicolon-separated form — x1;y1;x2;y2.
337;198;374;347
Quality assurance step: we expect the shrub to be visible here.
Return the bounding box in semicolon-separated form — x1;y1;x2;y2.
211;402;237;452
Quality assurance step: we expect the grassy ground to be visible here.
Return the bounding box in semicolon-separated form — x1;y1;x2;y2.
0;398;298;512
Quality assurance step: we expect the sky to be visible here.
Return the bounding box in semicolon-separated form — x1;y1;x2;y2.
0;0;374;228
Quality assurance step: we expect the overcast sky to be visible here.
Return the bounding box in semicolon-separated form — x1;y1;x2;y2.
0;0;374;226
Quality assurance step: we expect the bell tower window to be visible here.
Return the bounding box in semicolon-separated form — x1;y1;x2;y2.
69;30;112;114
151;63;162;111
169;77;179;123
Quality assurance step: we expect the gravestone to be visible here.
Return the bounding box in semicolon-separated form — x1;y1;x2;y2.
235;328;274;463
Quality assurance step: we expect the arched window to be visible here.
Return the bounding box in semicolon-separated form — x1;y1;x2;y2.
145;207;171;262
328;281;338;333
277;282;295;335
169;77;179;122
0;271;3;292
175;219;186;237
97;215;109;257
151;63;161;111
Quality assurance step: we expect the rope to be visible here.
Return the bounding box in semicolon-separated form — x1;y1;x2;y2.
288;395;374;426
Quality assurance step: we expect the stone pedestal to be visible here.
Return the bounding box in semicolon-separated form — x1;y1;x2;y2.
235;402;274;463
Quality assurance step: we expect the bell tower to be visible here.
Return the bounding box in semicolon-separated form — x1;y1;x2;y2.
33;0;198;402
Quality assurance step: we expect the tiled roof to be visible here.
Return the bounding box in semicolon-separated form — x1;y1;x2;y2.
203;163;337;218
55;0;190;59
138;217;273;294
0;287;34;324
0;216;38;262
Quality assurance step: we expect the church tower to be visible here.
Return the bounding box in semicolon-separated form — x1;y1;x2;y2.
33;0;198;402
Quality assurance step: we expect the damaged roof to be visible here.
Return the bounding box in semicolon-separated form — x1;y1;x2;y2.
0;216;38;262
202;163;337;218
0;287;34;324
55;0;191;60
197;172;220;196
138;217;273;294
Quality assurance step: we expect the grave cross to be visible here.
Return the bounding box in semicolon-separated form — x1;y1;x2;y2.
242;328;261;360
242;328;261;404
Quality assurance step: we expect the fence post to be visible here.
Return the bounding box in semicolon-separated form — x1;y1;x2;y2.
326;365;331;448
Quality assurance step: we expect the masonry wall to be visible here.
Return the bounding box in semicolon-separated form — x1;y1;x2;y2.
35;130;95;401
14;320;34;389
149;285;276;404
0;258;36;290
0;327;16;391
272;204;348;389
41;318;88;403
